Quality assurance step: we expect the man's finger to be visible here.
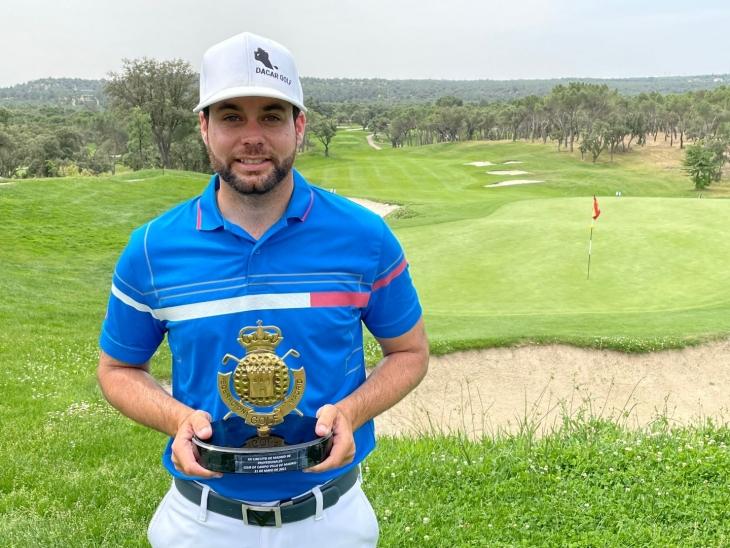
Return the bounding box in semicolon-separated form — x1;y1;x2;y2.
309;446;345;472
171;410;221;478
189;410;213;439
305;443;354;473
315;404;336;437
305;424;355;473
183;460;222;478
172;440;222;478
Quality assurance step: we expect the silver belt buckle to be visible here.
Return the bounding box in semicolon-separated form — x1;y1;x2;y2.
241;503;284;528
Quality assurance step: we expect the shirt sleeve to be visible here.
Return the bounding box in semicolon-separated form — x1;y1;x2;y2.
362;223;422;339
99;225;166;365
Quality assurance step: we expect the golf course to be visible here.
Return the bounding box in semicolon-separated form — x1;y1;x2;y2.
302;130;730;350
2;129;730;545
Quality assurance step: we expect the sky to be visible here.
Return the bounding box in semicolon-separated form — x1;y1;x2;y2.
2;0;729;88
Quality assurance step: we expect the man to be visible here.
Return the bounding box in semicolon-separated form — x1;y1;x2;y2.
97;32;428;547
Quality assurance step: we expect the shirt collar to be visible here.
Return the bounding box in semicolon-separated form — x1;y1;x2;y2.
286;169;315;223
196;169;315;232
196;174;224;231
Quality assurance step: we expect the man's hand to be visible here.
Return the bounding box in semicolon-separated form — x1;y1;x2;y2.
305;404;355;473
171;410;222;479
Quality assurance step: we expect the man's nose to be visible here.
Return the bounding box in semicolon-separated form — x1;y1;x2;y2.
238;119;265;145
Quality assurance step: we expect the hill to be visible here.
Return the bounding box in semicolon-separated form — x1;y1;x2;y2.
0;78;106;108
1;73;729;107
302;74;730;103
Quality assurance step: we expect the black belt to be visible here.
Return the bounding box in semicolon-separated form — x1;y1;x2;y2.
174;466;359;527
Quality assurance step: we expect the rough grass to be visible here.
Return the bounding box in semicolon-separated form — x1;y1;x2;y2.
366;420;730;547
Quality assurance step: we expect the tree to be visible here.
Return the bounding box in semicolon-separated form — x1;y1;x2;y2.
106;58;197;168
307;110;338;157
435;95;463;108
518;95;544;141
0;108;10;126
666;94;692;149
637;92;663;142
125;107;155;171
705;139;729;181
369;115;389;138
90;111;128;172
477;107;498;141
546;83;583;151
55;128;84;159
603;111;630;160
683;141;724;189
384;113;405;148
431;106;465;142
0;130;21;177
171;132;210;173
26;135;62;177
579;121;609;163
351;105;377;131
462;106;482;141
498;103;528;142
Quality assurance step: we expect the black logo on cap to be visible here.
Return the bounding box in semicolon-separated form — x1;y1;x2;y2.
254;48;278;70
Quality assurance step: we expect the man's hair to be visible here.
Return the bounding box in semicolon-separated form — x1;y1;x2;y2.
202;105;301;121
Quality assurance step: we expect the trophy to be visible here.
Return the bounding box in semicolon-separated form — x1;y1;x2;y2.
193;321;333;473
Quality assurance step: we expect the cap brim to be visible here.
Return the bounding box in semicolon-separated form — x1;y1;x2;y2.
193;86;306;113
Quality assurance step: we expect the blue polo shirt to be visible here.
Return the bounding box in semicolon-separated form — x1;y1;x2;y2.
100;169;422;501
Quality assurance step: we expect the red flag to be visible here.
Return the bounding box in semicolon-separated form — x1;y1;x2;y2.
592;195;601;220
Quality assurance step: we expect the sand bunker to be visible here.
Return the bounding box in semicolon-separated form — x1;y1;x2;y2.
0;182;15;186
376;340;730;438
464;161;496;167
487;170;530;176
366;134;382;151
486;179;545;188
503;161;524;165
346;197;399;217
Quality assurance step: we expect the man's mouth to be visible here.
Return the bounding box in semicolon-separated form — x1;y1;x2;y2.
236;158;269;164
234;158;271;170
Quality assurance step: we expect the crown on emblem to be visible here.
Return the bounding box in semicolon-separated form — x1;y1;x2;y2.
238;320;282;352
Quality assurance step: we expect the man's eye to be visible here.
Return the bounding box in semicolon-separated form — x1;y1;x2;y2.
223;114;241;122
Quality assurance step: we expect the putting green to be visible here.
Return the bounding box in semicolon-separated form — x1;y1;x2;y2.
405;196;730;315
413;198;729;347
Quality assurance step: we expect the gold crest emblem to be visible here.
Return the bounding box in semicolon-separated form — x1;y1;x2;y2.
219;321;305;437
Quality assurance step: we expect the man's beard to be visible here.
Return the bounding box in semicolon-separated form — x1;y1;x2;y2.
207;145;296;196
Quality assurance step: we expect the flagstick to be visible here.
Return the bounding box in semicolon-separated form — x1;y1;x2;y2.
587;220;594;280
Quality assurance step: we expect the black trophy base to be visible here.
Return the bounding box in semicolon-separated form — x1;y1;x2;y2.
192;415;333;474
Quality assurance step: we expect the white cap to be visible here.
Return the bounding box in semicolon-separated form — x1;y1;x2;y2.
194;32;305;113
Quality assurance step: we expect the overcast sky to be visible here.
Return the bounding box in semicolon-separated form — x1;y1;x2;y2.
2;0;729;88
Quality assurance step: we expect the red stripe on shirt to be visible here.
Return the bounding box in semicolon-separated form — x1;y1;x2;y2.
196;200;202;230
310;291;370;308
372;258;407;291
300;189;315;222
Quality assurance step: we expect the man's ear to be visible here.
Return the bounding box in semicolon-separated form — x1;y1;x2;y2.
295;111;306;148
199;111;209;146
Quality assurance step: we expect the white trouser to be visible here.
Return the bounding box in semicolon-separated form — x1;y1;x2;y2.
147;479;379;548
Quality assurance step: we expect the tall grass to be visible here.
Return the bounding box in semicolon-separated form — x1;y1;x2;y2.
367;417;730;547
